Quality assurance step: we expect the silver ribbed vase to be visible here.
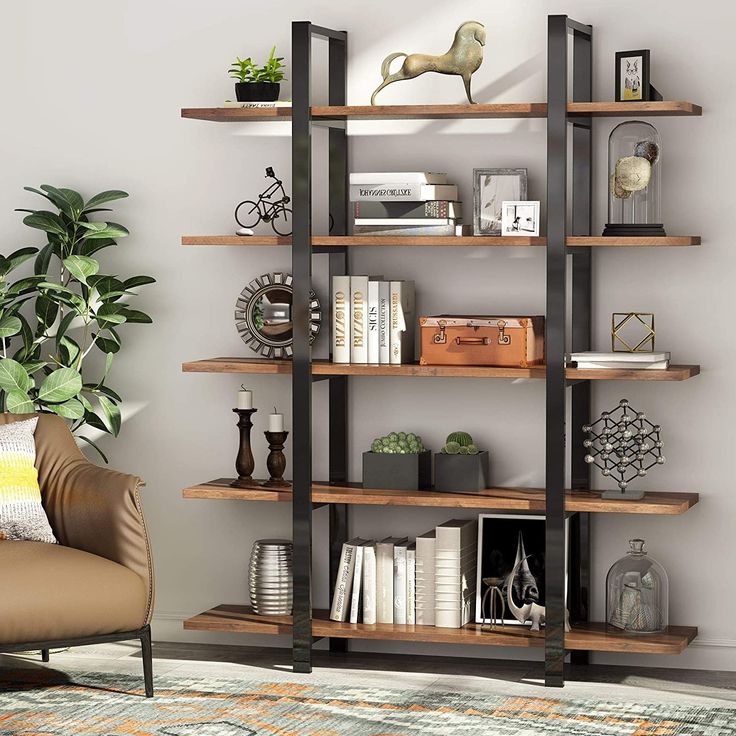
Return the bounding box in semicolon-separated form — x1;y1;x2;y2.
249;539;293;616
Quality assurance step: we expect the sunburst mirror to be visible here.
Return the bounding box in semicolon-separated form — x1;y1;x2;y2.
235;273;321;359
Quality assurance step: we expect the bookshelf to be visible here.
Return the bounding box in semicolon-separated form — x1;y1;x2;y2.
181;16;703;687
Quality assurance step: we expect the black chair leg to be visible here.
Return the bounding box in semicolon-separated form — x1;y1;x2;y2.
41;649;50;663
140;625;154;698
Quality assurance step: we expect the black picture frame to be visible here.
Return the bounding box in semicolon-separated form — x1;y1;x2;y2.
615;49;650;102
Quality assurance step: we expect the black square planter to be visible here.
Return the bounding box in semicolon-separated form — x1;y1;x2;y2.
362;450;432;491
434;451;490;493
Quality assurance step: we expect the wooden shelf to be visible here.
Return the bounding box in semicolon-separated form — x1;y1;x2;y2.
314;235;544;247
184;479;699;515
182;358;700;382
182;235;290;246
181;101;702;122
184;605;697;654
567;236;701;247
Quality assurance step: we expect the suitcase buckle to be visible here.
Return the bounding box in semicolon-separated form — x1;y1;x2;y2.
433;320;447;344
497;320;511;345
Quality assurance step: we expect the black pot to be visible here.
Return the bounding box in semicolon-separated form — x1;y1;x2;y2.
434;451;490;494
362;450;432;491
235;82;281;102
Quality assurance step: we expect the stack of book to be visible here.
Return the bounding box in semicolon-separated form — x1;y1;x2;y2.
350;172;463;237
329;519;478;630
568;351;671;370
332;276;415;364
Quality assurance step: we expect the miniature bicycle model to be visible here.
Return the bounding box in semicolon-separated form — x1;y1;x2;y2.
235;167;292;236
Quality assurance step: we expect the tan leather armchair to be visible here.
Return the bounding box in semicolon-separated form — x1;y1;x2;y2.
0;413;155;696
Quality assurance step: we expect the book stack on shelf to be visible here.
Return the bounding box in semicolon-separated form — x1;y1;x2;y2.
350;172;463;237
569;351;671;370
329;520;477;629
332;276;415;364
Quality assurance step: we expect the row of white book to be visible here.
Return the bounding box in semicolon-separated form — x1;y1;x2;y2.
332;276;415;364
329;519;477;629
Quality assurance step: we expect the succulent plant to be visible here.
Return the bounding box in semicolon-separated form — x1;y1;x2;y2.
458;446;469;455
370;432;426;454
467;444;480;455
444;441;461;455
446;431;473;447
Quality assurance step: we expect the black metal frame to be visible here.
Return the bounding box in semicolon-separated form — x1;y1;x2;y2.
1;625;154;697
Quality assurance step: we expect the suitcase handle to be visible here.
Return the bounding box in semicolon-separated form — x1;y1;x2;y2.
455;336;490;346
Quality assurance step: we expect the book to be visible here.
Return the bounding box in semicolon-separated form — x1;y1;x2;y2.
574;360;669;370
354;218;459;227
353;224;462;237
350;276;368;364
349;172;448;185
406;542;416;626
353;201;463;220
435;520;478;629
378;281;391;364
367;280;380;364
329;538;359;621
223;100;292;108
390;281;416;365
349;542;365;624
393;540;408;625
568;351;670;362
331;276;351;363
350;184;458;202
362;542;377;625
376;537;407;624
415;530;436;626
436;519;478;551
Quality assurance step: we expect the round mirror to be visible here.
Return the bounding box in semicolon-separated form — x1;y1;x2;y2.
235;273;321;358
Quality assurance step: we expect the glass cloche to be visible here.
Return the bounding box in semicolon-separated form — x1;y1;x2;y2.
603;121;665;237
606;539;668;634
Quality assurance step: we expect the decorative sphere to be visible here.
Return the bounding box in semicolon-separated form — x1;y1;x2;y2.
619;399;629;407
601;427;611;436
634;139;660;164
617;464;626;473
584;454;594;464
616;448;625;457
621;456;630;464
601;412;610;419
582;424;592;432
637;453;645;461
657;456;666;464
638;468;647;476
605;443;614;452
623;430;632;440
640;443;650;452
653;425;661;432
638;427;648;436
637;412;646;420
620;480;629;490
583;439;593;448
622;414;631;424
602;468;611;476
655;441;663;448
602;453;610;460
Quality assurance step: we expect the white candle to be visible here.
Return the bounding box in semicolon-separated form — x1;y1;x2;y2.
269;407;284;432
237;386;253;410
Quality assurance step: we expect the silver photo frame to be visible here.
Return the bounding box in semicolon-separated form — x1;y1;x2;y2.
473;168;528;236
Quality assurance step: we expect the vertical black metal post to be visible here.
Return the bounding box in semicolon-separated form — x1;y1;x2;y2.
291;19;313;674
545;14;569;688
327;30;349;654
569;26;593;666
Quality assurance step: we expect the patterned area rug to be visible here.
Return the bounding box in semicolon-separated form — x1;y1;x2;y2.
0;669;734;735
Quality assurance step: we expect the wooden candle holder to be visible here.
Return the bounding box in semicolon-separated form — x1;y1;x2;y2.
262;430;291;489
230;408;259;488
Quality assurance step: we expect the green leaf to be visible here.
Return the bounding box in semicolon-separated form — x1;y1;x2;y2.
79;237;116;257
38;367;82;403
86;383;122;402
23;211;68;237
123;275;156;289
63;255;99;284
79;221;129;240
81;411;110;433
38;185;82;218
59;335;81;365
55;311;77;346
0;315;22;338
83;190;129;211
48;398;85;420
95;304;127;325
98;395;121;436
78;394;93;412
77;435;109;463
22;360;47;375
0;247;38;277
0;359;32;393
34;242;56;276
119;308;152;324
104;351;114;378
35;295;59;326
93;334;121;354
5;390;34;414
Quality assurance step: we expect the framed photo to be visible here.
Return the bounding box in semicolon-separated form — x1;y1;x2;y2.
501;200;540;237
475;513;569;626
473;168;527;236
615;50;650;102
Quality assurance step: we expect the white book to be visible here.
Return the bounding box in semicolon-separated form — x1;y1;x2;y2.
354;218;458;226
350;276;369;364
574;360;669;370
376;537;406;624
349;542;365;624
349;172;448;185
389;281;416;365
436;519;478;551
568;351;670;363
406;542;416;625
415;530;436;626
362;543;377;625
331;276;351;363
367;280;380;364
330;539;358;621
393;541;408;625
350;184;459;202
378;281;391;364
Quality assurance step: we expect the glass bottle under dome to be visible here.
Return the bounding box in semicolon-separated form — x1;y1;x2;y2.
603;121;665;237
606;539;668;634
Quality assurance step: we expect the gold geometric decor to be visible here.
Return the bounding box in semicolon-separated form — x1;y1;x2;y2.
611;312;655;352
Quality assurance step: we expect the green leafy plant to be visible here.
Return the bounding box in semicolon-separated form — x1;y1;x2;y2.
0;185;155;461
228;46;287;84
370;431;426;455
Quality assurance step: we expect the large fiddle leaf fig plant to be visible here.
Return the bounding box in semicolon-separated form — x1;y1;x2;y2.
0;185;155;461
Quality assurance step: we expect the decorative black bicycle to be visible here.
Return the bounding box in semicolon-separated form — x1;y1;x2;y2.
235;167;292;236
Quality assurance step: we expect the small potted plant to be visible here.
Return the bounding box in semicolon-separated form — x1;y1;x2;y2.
434;431;490;493
229;46;286;102
362;432;431;491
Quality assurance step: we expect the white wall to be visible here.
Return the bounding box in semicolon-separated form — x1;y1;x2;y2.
2;0;734;671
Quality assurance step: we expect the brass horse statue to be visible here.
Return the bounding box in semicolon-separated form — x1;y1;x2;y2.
371;21;486;105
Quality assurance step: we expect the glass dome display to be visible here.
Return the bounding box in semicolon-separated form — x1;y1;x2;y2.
603;121;665;237
606;539;668;634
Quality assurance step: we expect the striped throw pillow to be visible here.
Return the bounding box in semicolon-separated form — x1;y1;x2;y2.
0;417;56;543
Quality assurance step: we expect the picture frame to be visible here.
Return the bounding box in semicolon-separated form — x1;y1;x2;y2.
475;513;569;626
615;50;650;102
473;168;528;236
501;200;540;237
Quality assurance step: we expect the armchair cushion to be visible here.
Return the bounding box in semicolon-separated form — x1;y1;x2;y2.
0;417;56;544
0;540;147;644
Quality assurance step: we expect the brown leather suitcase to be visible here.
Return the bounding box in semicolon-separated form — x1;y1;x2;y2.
419;315;545;367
